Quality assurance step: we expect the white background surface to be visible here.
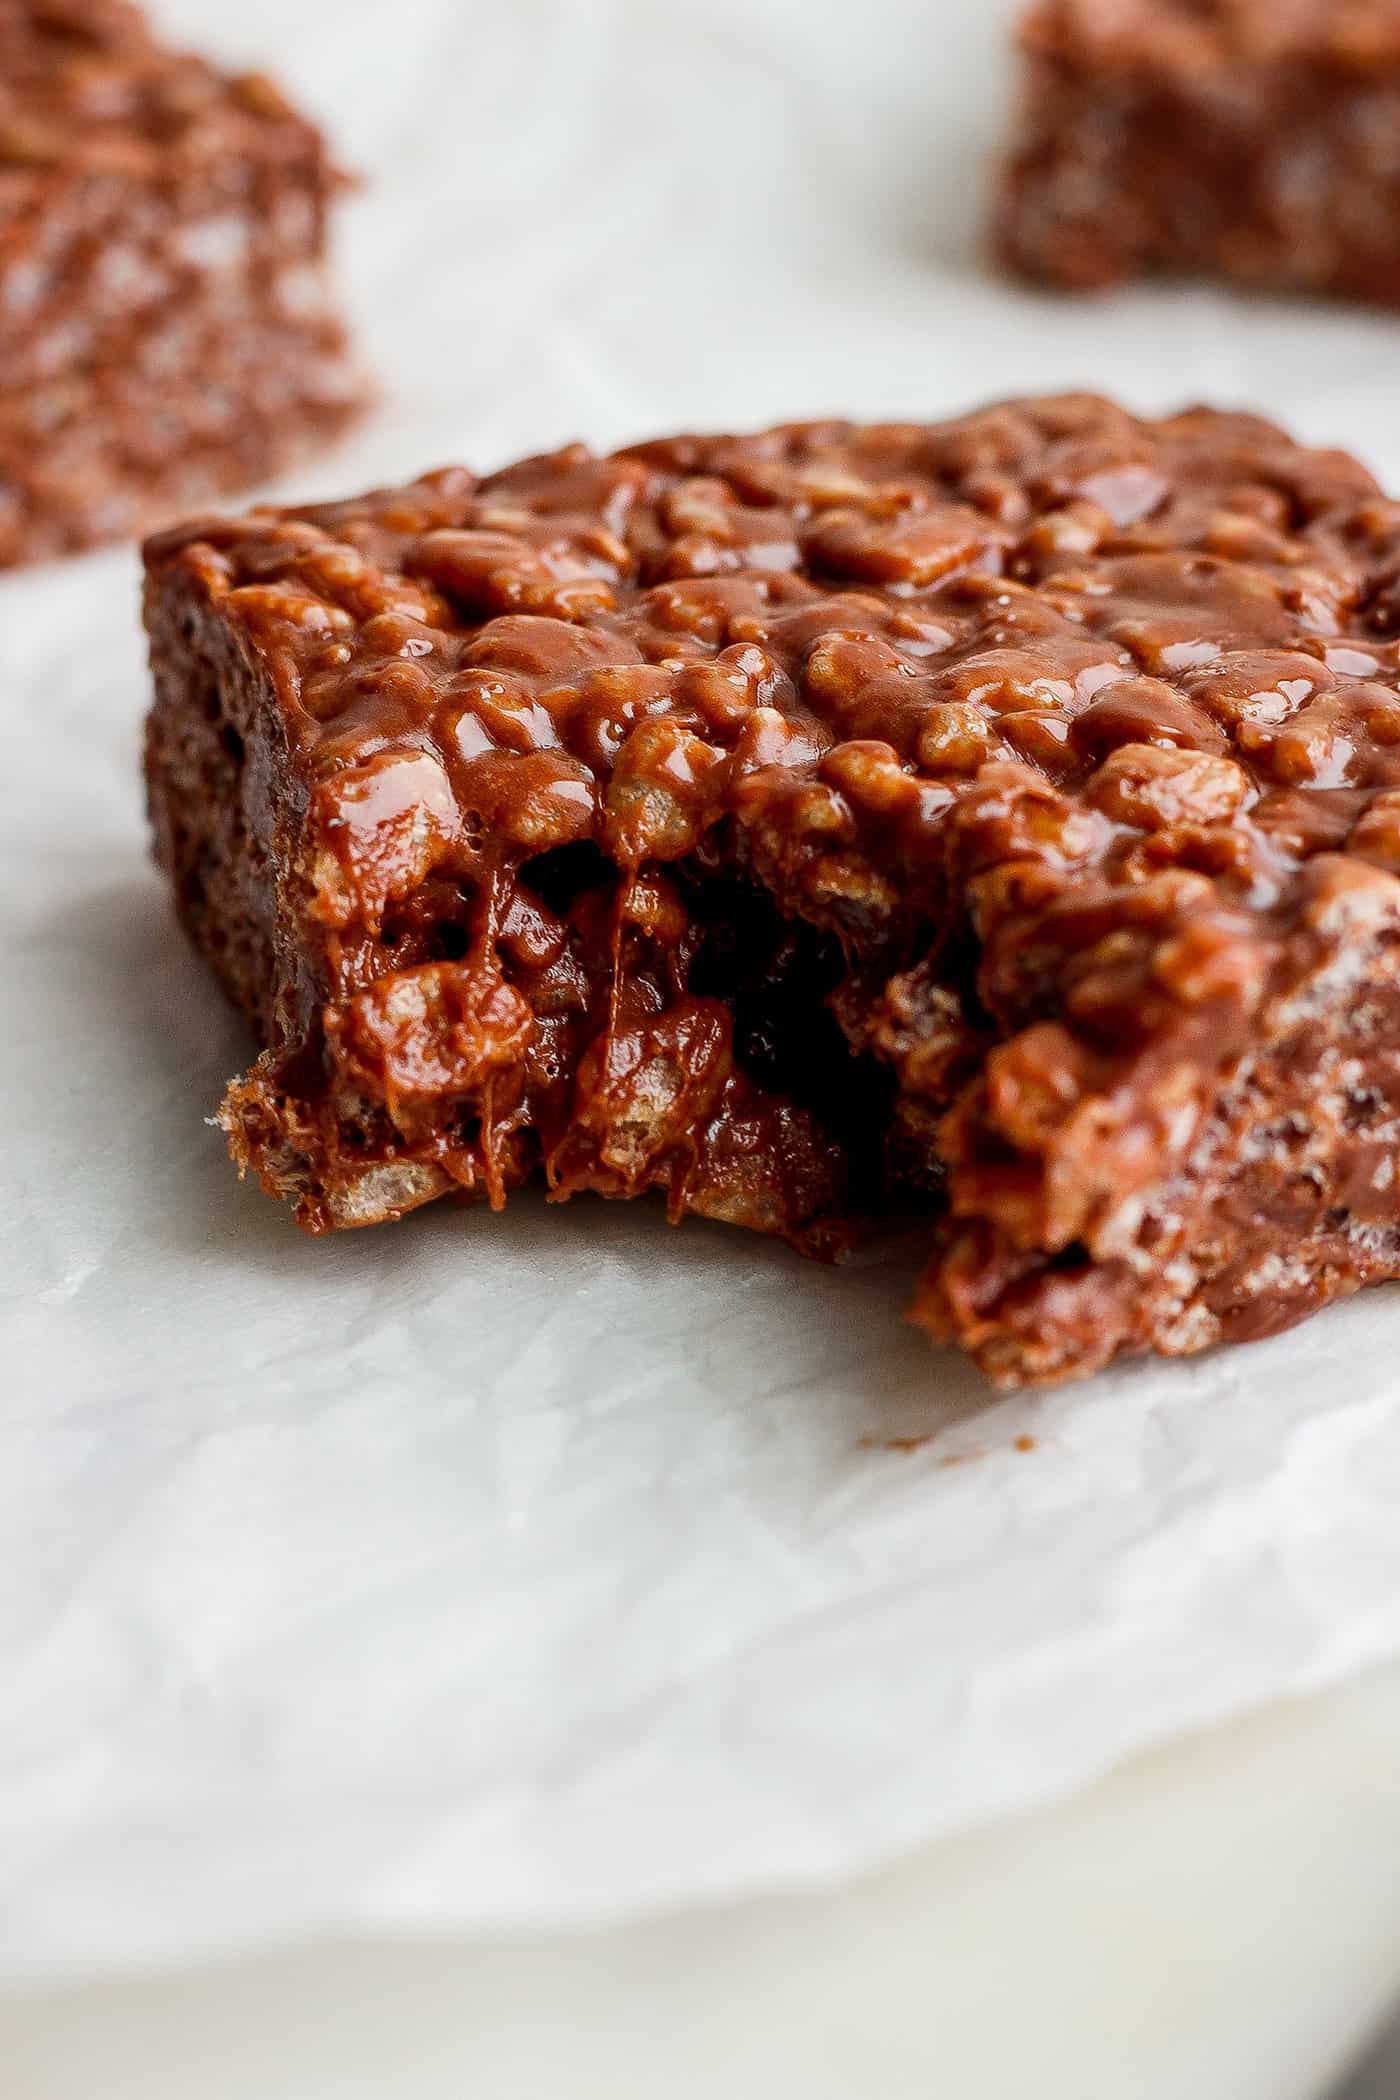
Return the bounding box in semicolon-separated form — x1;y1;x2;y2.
8;1663;1400;2100
7;0;1400;2091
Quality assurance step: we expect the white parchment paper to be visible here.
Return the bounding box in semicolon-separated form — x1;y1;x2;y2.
8;0;1400;1983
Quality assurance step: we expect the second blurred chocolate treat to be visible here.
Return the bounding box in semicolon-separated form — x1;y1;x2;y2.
996;0;1400;305
0;0;367;568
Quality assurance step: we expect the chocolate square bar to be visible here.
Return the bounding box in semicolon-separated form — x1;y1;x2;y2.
145;397;1400;1386
997;0;1400;303
0;0;365;567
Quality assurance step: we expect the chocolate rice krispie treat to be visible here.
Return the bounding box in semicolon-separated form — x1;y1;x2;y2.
146;395;1400;1386
0;0;365;567
997;0;1400;304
